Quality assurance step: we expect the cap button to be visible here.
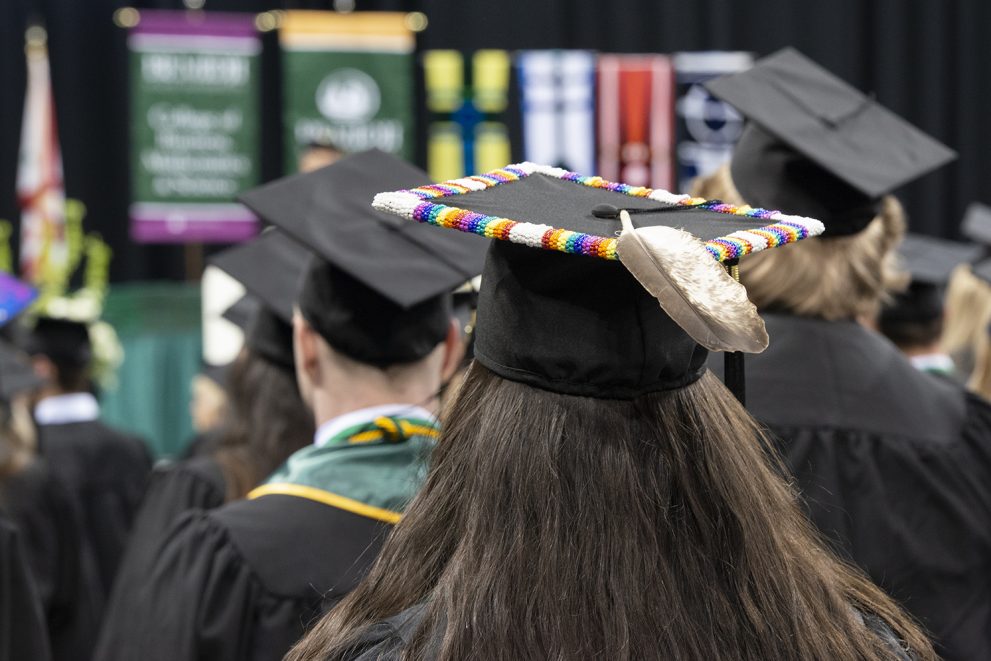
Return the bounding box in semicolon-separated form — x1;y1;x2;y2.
592;204;620;219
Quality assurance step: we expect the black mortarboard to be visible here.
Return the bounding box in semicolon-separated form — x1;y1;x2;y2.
238;150;489;367
0;340;41;400
706;48;956;237
898;234;981;287
881;234;981;324
210;229;308;325
218;294;294;374
1;272;37;329
971;258;991;287
21;317;91;368
962;203;991;248
210;230;307;373
220;295;260;331
373;163;824;398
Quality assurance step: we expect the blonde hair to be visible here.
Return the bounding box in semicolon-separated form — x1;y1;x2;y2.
1;395;37;479
942;265;991;382
691;165;909;321
968;331;991;400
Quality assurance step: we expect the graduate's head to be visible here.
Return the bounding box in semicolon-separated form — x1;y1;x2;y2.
699;48;954;323
20;317;93;394
1;341;40;479
692;164;909;321
291;260;463;414
297;139;345;174
878;234;980;353
236;149;489;419
289;162;933;661
941;264;991;372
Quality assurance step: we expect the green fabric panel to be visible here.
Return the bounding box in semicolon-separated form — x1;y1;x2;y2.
266;434;435;514
99;283;202;459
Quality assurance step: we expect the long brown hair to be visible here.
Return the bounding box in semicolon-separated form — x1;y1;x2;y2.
289;365;933;661
213;348;314;501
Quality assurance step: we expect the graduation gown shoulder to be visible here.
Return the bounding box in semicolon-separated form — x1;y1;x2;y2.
95;455;226;658
336;605;428;661
725;313;991;661
0;459;102;661
95;491;390;661
38;419;152;594
0;514;51;661
332;605;914;661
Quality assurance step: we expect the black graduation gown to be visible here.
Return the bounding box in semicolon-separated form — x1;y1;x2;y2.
37;419;152;595
1;460;102;661
95;491;390;661
723;313;991;661
0;515;51;661
95;455;226;658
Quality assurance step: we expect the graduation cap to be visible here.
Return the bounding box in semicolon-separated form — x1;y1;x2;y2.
21;317;92;368
881;234;982;325
0;340;41;401
220;295;261;331
1;272;37;329
706;48;956;237
210;230;307;373
238;149;489;367
373;163;824;399
971;258;991;287
962;202;991;249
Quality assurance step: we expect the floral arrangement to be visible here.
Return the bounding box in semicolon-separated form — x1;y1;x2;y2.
1;200;123;390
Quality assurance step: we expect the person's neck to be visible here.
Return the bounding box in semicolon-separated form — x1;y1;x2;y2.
35;385;71;403
899;342;944;359
311;387;437;429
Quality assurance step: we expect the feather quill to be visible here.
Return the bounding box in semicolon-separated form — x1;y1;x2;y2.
616;211;768;353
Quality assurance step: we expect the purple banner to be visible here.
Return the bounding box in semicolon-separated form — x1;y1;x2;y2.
130;203;258;243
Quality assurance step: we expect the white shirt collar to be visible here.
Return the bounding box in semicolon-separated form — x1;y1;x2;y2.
909;353;956;374
34;392;101;426
314;403;436;448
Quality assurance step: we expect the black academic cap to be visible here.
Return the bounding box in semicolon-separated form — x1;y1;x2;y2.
0;340;41;400
21;317;91;368
899;234;981;287
220;295;261;331
962;203;991;247
706;48;956;237
881;234;981;325
210;231;306;372
210;229;308;324
0;272;37;329
238;149;489;367
971;258;991;287
373;163;824;398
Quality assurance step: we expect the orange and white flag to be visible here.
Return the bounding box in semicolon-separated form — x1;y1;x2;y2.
16;26;67;282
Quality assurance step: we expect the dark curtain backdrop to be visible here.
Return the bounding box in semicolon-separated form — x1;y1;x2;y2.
1;0;988;281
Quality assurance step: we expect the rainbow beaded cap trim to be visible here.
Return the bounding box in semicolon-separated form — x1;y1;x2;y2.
372;163;825;263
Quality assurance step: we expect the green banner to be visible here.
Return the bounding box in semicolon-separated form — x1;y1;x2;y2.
280;11;415;173
128;11;261;243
